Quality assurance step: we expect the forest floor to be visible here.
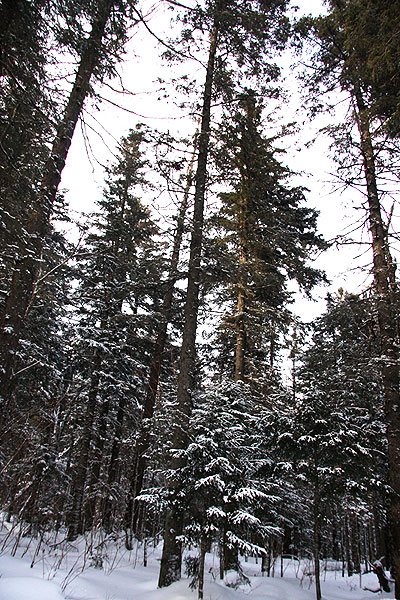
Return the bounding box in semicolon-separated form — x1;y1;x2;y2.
0;524;394;600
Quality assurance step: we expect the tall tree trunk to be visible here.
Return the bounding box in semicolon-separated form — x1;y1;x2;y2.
235;193;248;381
158;2;224;587
124;147;195;541
0;0;114;404
354;87;400;598
345;512;353;576
84;396;110;528
351;516;361;574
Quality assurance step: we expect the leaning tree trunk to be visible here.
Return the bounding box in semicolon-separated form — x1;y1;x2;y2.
0;0;114;405
157;2;224;588
354;87;400;598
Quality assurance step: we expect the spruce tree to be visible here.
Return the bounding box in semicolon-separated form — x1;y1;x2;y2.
209;92;326;385
296;5;400;592
66;129;164;539
279;292;386;600
158;0;292;586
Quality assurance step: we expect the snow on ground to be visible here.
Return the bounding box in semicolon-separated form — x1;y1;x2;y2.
0;525;394;600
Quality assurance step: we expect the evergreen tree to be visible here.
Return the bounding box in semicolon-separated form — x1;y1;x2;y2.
296;5;400;592
159;0;292;586
0;0;136;405
209;92;326;385
65;129;164;539
279;292;386;600
0;202;74;530
332;0;400;136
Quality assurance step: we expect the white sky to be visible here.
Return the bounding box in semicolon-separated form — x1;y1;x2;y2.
61;0;374;325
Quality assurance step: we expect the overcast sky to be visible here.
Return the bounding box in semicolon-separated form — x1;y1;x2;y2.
61;0;372;324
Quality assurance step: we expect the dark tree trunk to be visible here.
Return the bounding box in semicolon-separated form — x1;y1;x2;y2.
0;0;114;404
158;2;223;586
313;476;322;600
345;513;353;576
84;396;110;528
66;350;102;540
235;215;247;381
354;87;400;598
102;396;127;531
351;517;361;574
124;151;194;541
219;534;225;579
198;535;206;600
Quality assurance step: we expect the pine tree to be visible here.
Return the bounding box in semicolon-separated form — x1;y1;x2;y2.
0;201;74;530
158;0;292;586
334;0;400;136
125;135;196;544
0;0;134;405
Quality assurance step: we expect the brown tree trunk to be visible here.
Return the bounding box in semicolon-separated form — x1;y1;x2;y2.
158;2;224;587
0;0;114;404
354;88;400;598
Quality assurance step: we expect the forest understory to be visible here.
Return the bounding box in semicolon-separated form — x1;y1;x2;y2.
0;522;395;600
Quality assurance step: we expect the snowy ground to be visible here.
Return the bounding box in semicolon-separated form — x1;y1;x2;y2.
0;524;394;600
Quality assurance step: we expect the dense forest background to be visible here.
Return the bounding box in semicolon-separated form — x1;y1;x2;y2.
1;0;400;599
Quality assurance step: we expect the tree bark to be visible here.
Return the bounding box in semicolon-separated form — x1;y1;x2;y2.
0;0;114;404
345;513;353;576
158;2;224;587
102;395;126;531
354;87;400;598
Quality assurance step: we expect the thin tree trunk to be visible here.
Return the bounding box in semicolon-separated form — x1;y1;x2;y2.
66;350;102;540
354;87;400;598
351;517;361;574
219;534;225;580
102;396;127;531
0;0;114;404
198;534;206;600
235;217;247;380
84;396;110;528
313;480;322;600
125;146;195;540
158;2;224;588
345;513;353;576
